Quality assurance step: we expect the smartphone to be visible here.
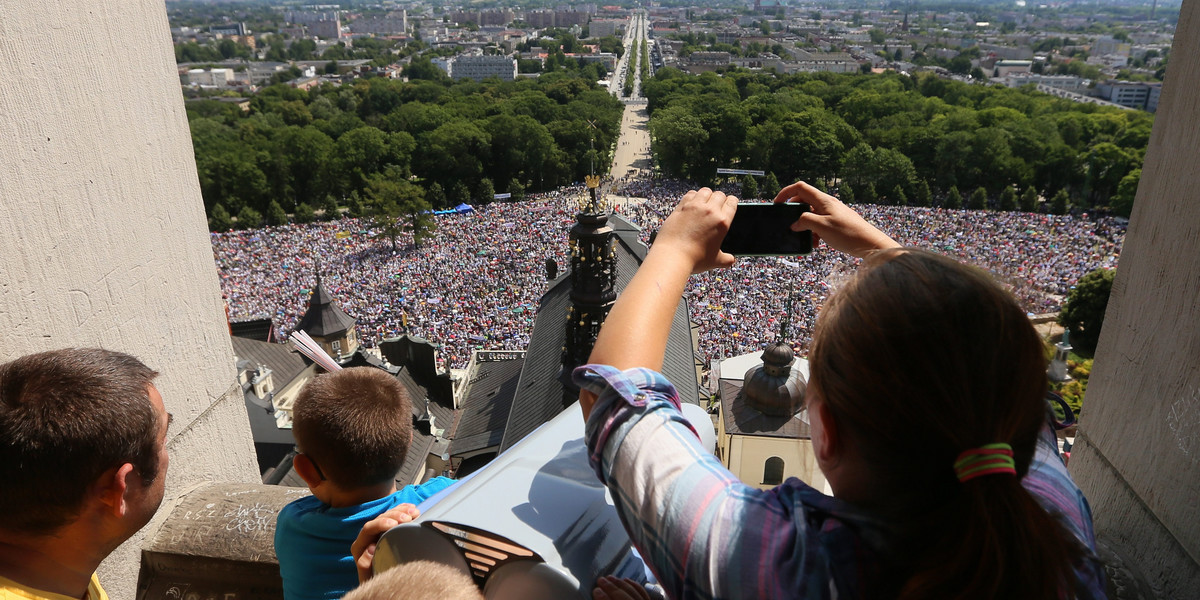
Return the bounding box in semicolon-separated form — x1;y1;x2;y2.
720;202;813;256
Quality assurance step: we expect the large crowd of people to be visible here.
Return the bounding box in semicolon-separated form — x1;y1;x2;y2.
213;178;1124;371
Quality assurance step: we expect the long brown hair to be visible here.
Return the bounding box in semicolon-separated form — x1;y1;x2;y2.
808;248;1085;599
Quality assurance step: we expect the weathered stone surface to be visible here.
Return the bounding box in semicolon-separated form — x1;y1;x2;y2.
1070;0;1200;595
137;483;310;600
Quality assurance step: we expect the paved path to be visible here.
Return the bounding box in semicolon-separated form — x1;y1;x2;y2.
610;103;652;181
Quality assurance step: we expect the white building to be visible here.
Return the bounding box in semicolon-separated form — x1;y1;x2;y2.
349;11;407;35
1004;73;1089;93
186;68;235;88
1095;80;1162;112
588;19;623;38
451;54;517;81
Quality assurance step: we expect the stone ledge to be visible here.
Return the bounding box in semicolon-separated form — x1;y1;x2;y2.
137;482;309;600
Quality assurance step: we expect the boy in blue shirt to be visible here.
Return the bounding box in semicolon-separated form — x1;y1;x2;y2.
275;367;455;600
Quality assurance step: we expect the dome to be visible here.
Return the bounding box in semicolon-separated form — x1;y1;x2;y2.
760;342;795;377
742;346;807;417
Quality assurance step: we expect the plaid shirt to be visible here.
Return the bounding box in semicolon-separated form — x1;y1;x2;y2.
576;364;1106;600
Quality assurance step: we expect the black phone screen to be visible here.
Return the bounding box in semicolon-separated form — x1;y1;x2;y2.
720;203;813;256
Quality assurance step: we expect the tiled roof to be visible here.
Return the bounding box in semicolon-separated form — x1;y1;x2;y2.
230;335;309;388
719;378;811;439
449;357;525;456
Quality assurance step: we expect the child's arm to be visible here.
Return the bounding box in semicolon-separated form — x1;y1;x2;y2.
350;504;421;584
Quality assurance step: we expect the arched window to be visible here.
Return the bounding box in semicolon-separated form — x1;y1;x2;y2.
763;456;785;485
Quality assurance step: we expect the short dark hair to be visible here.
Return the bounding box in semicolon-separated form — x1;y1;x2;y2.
0;348;160;534
293;367;413;490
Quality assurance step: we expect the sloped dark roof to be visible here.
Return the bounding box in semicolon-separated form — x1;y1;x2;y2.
498;214;699;452
449;357;525;456
295;282;357;338
719;378;811;439
230;336;310;388
231;318;275;342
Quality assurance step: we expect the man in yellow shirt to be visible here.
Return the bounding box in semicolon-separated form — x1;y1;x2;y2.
0;349;170;600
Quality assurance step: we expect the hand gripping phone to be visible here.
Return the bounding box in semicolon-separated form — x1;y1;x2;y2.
720;202;813;256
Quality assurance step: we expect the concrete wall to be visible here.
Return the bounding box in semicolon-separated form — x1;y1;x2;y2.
1069;0;1200;596
0;2;259;599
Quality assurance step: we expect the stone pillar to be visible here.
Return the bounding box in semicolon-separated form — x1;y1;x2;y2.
0;2;259;598
1069;0;1200;596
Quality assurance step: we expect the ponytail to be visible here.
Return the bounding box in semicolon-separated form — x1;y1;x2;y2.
898;477;1084;599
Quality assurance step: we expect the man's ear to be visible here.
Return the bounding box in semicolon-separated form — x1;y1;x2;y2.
93;464;136;518
293;453;324;489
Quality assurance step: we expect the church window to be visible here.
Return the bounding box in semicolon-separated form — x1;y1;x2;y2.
763;456;784;485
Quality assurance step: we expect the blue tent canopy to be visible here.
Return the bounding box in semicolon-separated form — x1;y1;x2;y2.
454;203;474;213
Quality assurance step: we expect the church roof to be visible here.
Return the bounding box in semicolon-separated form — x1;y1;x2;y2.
230;335;310;388
450;356;526;456
719;377;811;439
295;280;357;338
498;214;700;452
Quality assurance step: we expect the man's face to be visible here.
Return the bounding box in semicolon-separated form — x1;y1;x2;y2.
126;384;170;531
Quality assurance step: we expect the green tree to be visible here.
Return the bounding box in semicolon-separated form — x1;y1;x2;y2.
839;183;855;203
1111;168;1140;218
1021;187;1039;212
451;182;471;206
968;187;988;210
209;204;232;231
944;186;962;209
999;187;1018;211
741;175;759;200
321;195;340;220
1084;142;1137;207
1051;189;1070;215
476;178;495;205
858;182;877;204
427;182;448;209
508;178;525;202
365;173;432;252
236;206;263;229
295;202;315;224
913;179;931;207
347;192;365;218
266;200;288;226
890;185;907;206
1058;268;1116;354
762;172;781;200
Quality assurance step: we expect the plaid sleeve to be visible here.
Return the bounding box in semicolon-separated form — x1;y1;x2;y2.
574;364;825;600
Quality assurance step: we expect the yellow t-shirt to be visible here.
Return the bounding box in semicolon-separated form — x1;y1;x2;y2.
0;574;107;600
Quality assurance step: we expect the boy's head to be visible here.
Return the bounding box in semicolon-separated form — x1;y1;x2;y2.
343;561;482;600
292;367;413;491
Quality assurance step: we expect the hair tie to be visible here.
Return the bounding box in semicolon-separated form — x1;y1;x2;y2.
954;443;1017;482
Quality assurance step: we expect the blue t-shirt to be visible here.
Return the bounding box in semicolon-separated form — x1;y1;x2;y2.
274;477;456;600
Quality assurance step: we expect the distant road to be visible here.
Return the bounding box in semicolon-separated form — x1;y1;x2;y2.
610;10;653;180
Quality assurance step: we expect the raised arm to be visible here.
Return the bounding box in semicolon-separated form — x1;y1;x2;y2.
580;188;736;419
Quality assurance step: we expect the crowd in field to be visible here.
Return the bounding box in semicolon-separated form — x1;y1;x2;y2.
213;178;1124;370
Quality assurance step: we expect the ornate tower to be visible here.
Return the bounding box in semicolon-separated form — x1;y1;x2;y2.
561;175;618;377
295;269;360;362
